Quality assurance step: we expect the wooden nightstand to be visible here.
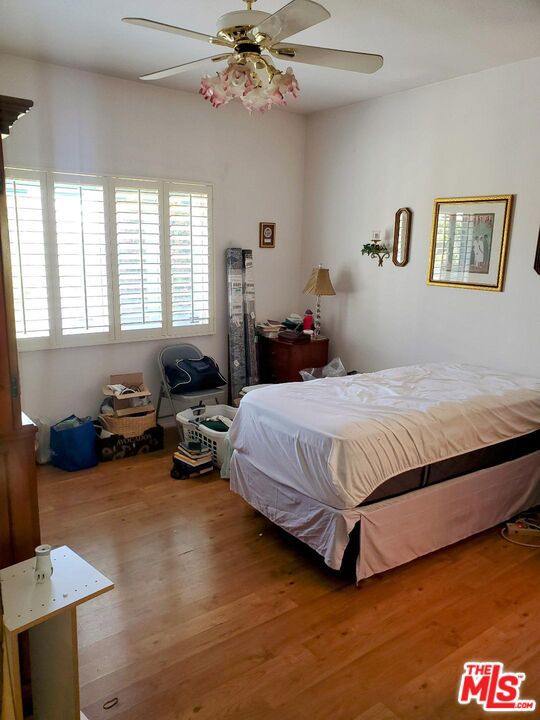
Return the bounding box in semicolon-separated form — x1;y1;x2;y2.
258;336;329;383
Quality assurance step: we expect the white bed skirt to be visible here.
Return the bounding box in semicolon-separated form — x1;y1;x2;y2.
230;450;540;582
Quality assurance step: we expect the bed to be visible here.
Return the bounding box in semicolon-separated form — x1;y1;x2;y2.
229;363;540;582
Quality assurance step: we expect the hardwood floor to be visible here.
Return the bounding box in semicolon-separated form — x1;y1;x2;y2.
37;446;540;720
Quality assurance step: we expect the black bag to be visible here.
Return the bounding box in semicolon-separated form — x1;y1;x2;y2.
165;356;226;394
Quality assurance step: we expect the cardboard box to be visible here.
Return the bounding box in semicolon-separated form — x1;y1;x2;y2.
102;372;152;417
96;425;164;462
114;403;155;418
102;372;151;400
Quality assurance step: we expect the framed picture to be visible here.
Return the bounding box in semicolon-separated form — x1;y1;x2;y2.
427;195;513;291
259;222;276;248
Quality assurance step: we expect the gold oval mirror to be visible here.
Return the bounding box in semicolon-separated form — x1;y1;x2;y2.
392;207;412;267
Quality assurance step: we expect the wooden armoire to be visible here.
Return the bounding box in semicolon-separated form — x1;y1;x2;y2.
0;94;41;717
0;95;41;570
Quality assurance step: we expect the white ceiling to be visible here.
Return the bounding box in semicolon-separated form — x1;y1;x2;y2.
1;0;540;114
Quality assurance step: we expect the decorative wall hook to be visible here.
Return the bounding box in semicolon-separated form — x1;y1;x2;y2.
362;239;390;267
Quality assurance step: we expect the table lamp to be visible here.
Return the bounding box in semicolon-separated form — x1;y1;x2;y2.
302;265;336;336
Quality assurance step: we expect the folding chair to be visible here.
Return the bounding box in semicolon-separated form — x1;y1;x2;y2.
157;343;228;437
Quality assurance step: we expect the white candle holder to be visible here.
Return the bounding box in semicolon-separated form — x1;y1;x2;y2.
34;544;54;584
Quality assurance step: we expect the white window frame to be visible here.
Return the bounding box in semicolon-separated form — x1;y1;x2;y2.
111;177;165;342
5;167;216;351
48;172;115;349
5;168;53;352
165;181;215;338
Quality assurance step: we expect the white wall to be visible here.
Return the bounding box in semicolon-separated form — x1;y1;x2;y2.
3;53;539;422
0;54;306;421
302;57;540;377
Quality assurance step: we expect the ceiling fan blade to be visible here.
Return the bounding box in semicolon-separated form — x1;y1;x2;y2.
122;17;231;48
271;43;384;73
249;0;330;45
139;54;232;81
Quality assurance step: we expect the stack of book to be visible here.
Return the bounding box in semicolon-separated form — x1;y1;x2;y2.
172;440;213;479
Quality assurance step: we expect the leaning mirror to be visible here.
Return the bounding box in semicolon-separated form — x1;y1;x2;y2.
392;207;412;267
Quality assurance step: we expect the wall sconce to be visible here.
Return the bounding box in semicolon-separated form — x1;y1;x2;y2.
362;231;390;267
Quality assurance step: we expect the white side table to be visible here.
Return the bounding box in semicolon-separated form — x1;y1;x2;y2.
1;546;114;720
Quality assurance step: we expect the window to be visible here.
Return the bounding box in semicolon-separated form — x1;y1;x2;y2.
168;183;210;329
5;169;214;350
53;176;110;336
113;181;162;334
5;173;50;343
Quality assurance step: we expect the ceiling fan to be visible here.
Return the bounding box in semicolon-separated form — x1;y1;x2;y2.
122;0;383;113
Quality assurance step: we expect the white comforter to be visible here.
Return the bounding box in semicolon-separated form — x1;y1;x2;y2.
229;363;540;509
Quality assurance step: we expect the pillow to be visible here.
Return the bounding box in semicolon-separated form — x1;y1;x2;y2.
165;356;226;394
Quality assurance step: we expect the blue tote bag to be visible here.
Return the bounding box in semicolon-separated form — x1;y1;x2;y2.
50;415;98;471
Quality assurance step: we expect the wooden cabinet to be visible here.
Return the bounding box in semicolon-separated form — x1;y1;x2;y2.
0;96;40;570
258;336;329;384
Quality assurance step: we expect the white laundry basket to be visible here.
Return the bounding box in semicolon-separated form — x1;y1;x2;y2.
176;404;237;468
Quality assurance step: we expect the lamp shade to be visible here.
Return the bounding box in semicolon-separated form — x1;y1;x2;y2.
303;266;336;296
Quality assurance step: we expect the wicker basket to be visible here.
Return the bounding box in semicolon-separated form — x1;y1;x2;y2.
100;410;157;439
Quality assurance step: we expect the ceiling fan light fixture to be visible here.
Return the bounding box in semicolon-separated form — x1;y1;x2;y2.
124;0;383;114
200;56;299;113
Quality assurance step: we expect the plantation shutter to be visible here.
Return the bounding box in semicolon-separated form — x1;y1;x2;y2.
5;173;50;340
53;176;110;336
6;169;214;349
113;182;162;332
168;183;211;328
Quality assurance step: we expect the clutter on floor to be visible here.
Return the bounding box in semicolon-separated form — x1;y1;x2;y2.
95;424;164;463
50;415;98;471
46;371;165;470
101;372;154;421
171;440;213;479
175;403;237;474
95;371;164;463
99;372;157;438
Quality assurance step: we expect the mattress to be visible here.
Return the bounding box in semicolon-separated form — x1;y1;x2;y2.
228;363;540;510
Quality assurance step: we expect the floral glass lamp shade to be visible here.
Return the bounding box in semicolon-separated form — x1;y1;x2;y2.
302;265;336;336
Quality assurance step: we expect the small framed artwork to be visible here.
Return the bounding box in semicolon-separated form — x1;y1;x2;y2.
259;222;276;248
427;195;513;291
